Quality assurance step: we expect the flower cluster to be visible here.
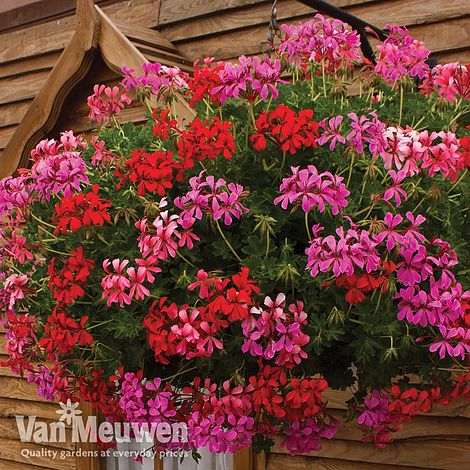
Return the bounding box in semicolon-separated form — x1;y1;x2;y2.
357;379;470;447
421;62;470;101
52;185;111;234
121;63;189;98
251;104;319;154
187;57;224;107
242;294;310;367
0;16;469;461
114;149;178;197
374;25;430;83
39;307;93;360
87;84;132;123
280;14;362;70
175;173;249;226
212;55;285;103
306;224;381;278
275;165;349;214
145;268;259;363
48;246;94;305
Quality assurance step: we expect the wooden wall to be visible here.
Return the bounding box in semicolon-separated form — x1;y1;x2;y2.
0;326;101;470
262;389;470;470
156;0;470;63
0;0;161;166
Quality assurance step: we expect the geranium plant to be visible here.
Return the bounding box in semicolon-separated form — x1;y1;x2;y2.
1;14;470;457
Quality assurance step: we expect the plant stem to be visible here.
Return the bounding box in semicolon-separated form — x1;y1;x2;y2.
177;251;197;268
398;83;404;126
304;211;312;239
448;169;467;194
215;220;243;263
321;61;327;97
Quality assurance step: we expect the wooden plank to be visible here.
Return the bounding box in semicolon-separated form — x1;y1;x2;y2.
0;70;49;106
0;127;17;150
0;0;112;34
161;0;469;43
272;438;470;470
0;376;53;403
234;447;254;470
135;45;192;71
0;417;74;450
174;16;470;61
0;0;158;65
0;335;6;355
434;50;470;64
267;454;422;470
331;411;470;441
0;398;62;422
160;0;378;42
159;0;269;25
0;53;59;80
0;438;76;469
0;100;32;128
0;458;53;470
0;32;95;176
115;21;179;53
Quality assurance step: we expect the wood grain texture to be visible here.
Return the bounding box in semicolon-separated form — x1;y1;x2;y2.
0;458;54;470
0;0;159;65
0;71;49;106
271;438;470;470
160;0;469;43
266;454;424;470
0;53;59;80
0;101;33;128
0;438;76;469
0;398;61;421
174;16;470;61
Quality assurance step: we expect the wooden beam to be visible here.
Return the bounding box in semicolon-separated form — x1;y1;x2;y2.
0;32;95;177
77;0;101;51
96;5;195;125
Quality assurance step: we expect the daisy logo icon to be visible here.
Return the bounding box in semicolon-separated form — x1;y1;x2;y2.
56;400;83;426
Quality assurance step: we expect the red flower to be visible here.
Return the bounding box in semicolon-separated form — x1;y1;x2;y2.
53;185;111;234
250;104;319;154
177;117;236;171
39;307;93;359
187;58;224;107
460;135;470;168
115;149;178;196
48;246;94;305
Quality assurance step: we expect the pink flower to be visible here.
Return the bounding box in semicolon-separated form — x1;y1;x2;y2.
3;273;29;310
274;165;349;215
317;116;345;151
383;170;408;207
101;258;131;307
373;213;405;251
175;172;249;226
280;15;361;70
87;84;132;123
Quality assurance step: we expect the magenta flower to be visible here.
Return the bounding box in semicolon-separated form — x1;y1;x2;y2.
175;172;249;226
274;165;349;215
358;390;389;427
101;258;132;307
383;170;408;207
317;116;346;151
373;213;405;251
